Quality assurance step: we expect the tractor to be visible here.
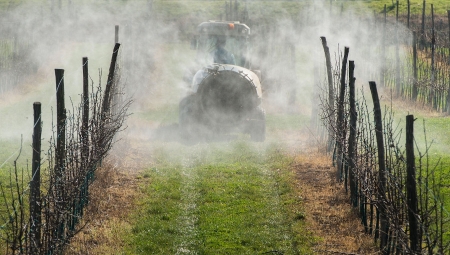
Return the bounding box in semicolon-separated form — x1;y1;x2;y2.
179;21;265;142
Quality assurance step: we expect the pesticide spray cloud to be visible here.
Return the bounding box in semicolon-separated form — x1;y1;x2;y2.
0;1;173;141
0;1;411;162
0;1;181;168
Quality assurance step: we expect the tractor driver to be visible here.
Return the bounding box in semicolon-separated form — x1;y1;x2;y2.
212;36;236;65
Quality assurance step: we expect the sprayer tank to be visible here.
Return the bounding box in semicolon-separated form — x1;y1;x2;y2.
191;64;262;121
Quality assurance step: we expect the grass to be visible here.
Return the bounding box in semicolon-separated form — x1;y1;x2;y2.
381;98;450;241
148;0;450;19
360;0;450;15
1;0;449;18
388;101;450;166
122;141;313;254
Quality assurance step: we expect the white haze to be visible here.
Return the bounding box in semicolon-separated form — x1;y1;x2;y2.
0;1;412;166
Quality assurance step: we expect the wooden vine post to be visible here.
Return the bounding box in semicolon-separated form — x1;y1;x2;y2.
421;0;426;49
82;57;89;168
102;43;121;118
448;10;450;63
413;32;418;101
55;68;66;242
320;36;335;152
336;47;349;181
369;81;389;254
348;61;357;207
406;115;421;253
55;69;66;185
115;25;119;44
380;4;386;87
431;4;436;109
447;10;450;113
30;102;42;254
407;0;410;28
395;0;401;96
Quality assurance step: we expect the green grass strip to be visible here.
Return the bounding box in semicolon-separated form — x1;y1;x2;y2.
125;142;313;254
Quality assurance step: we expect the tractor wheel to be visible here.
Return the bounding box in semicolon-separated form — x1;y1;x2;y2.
179;95;199;144
249;107;266;142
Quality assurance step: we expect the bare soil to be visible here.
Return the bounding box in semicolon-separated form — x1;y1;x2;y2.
292;152;378;254
65;160;141;254
65;128;152;254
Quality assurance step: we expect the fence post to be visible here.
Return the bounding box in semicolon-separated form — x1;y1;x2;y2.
243;2;248;23
225;2;228;21
54;69;66;233
336;46;349;182
229;0;232;20
396;0;399;22
55;68;66;244
395;0;401;96
407;0;410;28
348;61;357;207
431;5;435;73
448;10;450;64
447;78;450;114
431;4;436;109
55;69;66;176
115;25;119;44
102;43;121;118
288;41;297;106
234;0;238;21
82;57;89;166
320;36;335;153
447;10;450;114
413;32;418;101
30;102;42;254
420;0;426;49
369;81;389;254
406;114;420;253
380;4;386;87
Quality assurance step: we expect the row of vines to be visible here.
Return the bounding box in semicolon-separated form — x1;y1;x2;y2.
316;3;450;254
371;1;450;112
319;38;450;254
0;41;129;254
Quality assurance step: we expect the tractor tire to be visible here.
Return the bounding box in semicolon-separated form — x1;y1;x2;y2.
249;107;266;142
179;95;199;144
